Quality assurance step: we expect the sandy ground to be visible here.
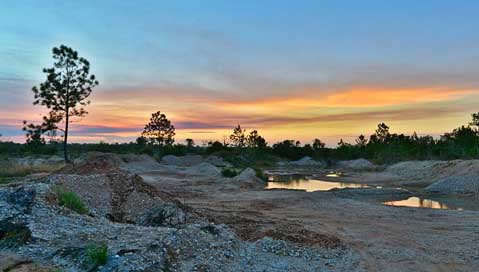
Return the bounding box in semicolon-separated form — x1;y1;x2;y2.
140;168;479;272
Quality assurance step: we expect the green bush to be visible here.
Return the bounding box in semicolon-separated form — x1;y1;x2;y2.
254;168;268;182
86;244;108;267
55;187;88;214
0;176;9;185
221;168;239;178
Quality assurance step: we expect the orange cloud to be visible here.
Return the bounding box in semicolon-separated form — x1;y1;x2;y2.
216;86;479;113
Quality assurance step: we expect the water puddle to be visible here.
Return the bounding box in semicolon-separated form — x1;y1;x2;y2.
325;172;342;178
266;171;472;210
267;178;371;192
383;197;464;210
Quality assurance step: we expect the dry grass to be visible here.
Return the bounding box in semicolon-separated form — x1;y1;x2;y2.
0;159;64;178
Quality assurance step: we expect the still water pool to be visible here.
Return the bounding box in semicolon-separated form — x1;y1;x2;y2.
267;177;372;192
383;197;464;210
266;173;472;210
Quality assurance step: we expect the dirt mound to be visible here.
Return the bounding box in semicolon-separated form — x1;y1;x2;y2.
161;154;204;166
385;160;449;181
386;160;479;185
232;168;264;184
337;159;375;170
48;170;162;223
59;152;123;174
183;162;221;177
161;154;232;168
425;175;479;194
204;155;232;167
67;152;162;174
119;154;162;172
289;156;323;167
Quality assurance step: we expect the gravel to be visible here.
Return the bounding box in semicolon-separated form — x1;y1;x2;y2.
425;175;479;194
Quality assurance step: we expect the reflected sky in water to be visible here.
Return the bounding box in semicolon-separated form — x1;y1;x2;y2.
267;178;371;192
383;197;463;210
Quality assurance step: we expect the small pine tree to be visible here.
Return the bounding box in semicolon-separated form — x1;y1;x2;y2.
142;111;175;155
30;45;98;162
230;125;246;148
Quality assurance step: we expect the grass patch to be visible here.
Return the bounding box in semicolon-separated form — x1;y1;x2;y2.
86;244;108;268
55;187;88;214
0;159;63;178
0;176;10;185
221;168;239;178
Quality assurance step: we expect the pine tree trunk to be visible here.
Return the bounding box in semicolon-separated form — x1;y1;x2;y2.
64;108;70;163
64;67;70;164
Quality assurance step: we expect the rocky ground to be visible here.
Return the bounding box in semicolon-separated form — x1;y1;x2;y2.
1;153;478;271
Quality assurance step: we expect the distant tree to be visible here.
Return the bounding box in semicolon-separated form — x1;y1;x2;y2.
374;123;390;143
22;122;46;146
136;136;148;146
230;125;246;148
30;45;98;162
22;111;62;146
272;140;305;160
442;125;479;157
355;134;367;147
312;138;325;150
142;111;176;154
246;130;267;148
469;112;479;131
206;141;226;153
185;138;195;148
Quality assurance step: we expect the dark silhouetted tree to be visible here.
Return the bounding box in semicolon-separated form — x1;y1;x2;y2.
374;123;390;143
22;122;46;147
30;45;98;162
312;138;325;150
230;125;246;148
185;138;195;148
470;112;479;131
337;139;348;148
355;134;367;147
247;130;267;148
142;111;175;154
136;136;148;146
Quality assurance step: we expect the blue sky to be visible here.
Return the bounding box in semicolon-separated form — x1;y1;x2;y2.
1;1;479;144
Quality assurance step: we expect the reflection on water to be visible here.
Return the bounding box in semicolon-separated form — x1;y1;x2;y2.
325;172;341;177
267;178;371;192
383;197;463;210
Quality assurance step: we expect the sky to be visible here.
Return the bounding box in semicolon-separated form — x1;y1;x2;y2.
1;1;479;146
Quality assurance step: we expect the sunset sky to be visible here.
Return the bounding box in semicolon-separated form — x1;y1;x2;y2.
1;1;479;146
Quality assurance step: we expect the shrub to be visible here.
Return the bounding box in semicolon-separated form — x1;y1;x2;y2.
221;168;239;178
0;223;32;248
253;168;268;182
55;187;88;214
86;244;108;267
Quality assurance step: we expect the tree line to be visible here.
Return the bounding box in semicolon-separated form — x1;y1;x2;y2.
4;45;479;164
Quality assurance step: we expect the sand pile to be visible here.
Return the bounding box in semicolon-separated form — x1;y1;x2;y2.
337;159;375;170
385;160;479;194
